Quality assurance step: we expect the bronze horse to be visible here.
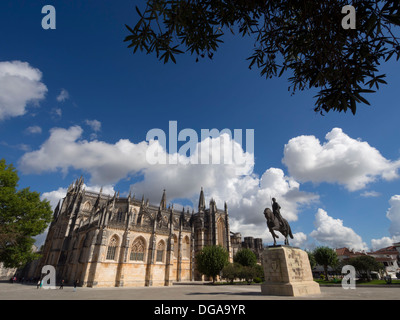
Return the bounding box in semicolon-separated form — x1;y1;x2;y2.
263;208;293;246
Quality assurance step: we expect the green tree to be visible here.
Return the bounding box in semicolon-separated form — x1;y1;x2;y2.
195;245;229;283
252;264;264;283
239;266;257;284
313;246;339;280
221;262;242;283
307;250;317;270
233;248;257;267
125;1;400;115
347;255;384;281
0;159;52;268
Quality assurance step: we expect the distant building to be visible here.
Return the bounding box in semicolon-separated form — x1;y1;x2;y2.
394;242;400;265
336;247;367;262
242;237;264;262
336;246;400;279
230;233;263;263
368;246;400;279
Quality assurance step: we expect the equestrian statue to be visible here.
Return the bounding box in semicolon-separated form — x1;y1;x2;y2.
263;198;293;246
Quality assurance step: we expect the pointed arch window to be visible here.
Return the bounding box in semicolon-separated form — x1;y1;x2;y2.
156;240;165;262
130;237;145;261
106;236;119;260
217;218;225;247
82;201;92;212
117;210;123;223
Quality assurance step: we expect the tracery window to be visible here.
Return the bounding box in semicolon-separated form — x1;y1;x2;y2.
106;236;118;260
82;201;92;212
117;210;123;222
156;240;165;262
130;237;145;261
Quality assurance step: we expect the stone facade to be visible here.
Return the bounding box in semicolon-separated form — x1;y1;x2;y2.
0;263;17;281
36;177;232;287
230;233;263;263
261;246;320;296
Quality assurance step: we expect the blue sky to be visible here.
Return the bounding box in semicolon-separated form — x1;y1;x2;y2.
1;1;400;252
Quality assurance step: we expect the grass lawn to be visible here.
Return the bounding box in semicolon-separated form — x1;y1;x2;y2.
357;279;400;285
315;278;400;285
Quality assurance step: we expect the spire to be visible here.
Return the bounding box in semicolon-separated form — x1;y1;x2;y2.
67;181;73;193
54;199;61;212
78;175;84;189
53;199;61;219
112;191;117;208
210;198;216;212
160;189;167;210
94;187;103;208
198;187;205;212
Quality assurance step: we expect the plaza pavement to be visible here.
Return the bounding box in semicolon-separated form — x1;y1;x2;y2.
0;282;399;300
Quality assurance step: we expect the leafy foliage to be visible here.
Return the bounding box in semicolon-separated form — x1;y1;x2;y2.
195;245;229;283
313;246;339;279
347;255;384;280
125;0;400;115
0;159;52;268
221;261;264;284
233;248;257;267
221;262;243;283
307;250;317;270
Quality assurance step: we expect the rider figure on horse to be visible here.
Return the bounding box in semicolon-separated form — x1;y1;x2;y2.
272;198;284;229
264;198;293;246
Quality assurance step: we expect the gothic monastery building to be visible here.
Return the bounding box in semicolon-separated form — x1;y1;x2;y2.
37;177;242;287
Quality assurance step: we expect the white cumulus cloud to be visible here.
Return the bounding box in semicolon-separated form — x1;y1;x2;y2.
282;128;400;191
371;195;400;250
387;195;400;238
41;187;68;210
40;184;116;211
21;126;318;241
0;60;47;120
290;232;311;249
19;126;151;184
310;208;368;251
370;237;399;252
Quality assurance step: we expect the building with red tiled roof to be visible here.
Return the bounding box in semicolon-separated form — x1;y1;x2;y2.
368;246;400;278
335;247;366;261
336;246;400;279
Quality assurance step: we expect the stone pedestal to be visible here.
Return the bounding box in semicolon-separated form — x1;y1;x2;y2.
261;246;320;297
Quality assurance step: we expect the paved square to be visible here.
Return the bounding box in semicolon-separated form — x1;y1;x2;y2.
0;282;399;300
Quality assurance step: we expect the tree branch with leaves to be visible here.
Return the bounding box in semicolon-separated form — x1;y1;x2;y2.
0;159;52;268
125;0;400;115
